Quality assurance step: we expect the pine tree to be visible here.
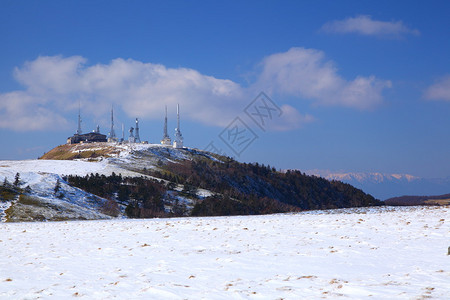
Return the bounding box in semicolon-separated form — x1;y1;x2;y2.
14;173;20;187
24;185;32;194
54;179;61;194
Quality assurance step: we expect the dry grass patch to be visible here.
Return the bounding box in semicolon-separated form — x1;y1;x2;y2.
40;143;121;160
424;199;450;206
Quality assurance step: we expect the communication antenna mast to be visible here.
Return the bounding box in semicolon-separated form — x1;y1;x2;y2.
164;106;169;139
76;103;82;135
128;127;135;143
161;105;172;145
173;103;183;148
134;118;141;143
122;123;124;142
108;106;117;142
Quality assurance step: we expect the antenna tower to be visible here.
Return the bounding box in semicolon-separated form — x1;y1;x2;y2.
173;103;183;148
109;106;117;142
128;127;135;143
161;105;172;145
134;118;141;143
164;106;169;139
122;123;124;142
76;103;82;135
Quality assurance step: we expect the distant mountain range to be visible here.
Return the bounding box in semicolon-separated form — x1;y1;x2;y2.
305;170;450;200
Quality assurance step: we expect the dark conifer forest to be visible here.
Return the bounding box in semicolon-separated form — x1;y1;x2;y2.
64;156;383;218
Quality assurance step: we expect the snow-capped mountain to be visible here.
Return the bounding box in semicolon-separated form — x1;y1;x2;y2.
306;170;450;200
307;170;419;184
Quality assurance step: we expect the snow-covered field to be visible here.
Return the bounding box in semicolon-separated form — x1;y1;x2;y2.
1;206;449;299
0;159;143;181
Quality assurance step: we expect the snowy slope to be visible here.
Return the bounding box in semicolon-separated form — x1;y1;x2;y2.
0;159;143;221
0;206;449;299
0;158;144;180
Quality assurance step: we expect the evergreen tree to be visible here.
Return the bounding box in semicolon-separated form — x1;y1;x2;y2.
54;178;61;194
24;185;32;194
182;183;197;196
14;173;20;187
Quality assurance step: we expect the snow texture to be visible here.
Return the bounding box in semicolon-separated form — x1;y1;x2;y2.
0;159;139;180
0;206;449;299
0;160;133;221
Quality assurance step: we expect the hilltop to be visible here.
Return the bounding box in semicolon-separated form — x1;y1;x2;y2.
40;143;125;160
1;143;382;221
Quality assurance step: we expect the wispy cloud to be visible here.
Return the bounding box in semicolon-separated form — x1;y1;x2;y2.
424;75;450;101
321;15;420;38
0;49;391;132
254;47;391;109
0;90;69;131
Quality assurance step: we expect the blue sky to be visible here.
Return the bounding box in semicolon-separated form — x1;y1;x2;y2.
1;0;449;178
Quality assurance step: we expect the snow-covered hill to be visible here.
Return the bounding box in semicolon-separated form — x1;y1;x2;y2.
0;205;448;299
0;160;120;222
0;143;214;222
2;142;386;222
306;170;450;200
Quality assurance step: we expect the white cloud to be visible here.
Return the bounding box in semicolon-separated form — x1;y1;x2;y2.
3;56;248;130
270;105;315;131
424;75;450;101
321;15;420;37
14;55;87;95
255;47;391;109
0;91;69;131
0;50;391;132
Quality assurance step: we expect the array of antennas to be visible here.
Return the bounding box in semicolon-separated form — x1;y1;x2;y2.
106;107;142;144
162;104;183;148
73;104;184;148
